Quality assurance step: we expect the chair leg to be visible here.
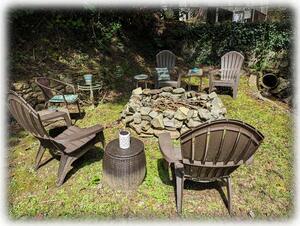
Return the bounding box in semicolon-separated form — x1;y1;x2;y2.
99;131;106;148
175;169;184;215
56;154;73;186
76;101;81;116
232;86;238;99
35;144;46;170
226;177;232;215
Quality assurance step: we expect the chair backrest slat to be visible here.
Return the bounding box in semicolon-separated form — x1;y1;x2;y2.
180;119;264;180
35;77;53;101
156;50;176;71
220;51;244;81
8;91;48;139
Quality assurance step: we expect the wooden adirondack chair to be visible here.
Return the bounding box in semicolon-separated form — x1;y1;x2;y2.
35;77;81;115
209;51;244;99
158;119;264;215
8;90;105;186
155;50;180;88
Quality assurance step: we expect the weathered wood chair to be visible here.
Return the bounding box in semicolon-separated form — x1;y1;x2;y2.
158;119;264;215
155;50;179;88
35;77;81;115
209;51;244;99
8;90;105;186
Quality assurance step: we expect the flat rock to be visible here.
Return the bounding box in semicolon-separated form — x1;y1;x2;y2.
178;107;190;116
140;107;151;116
187;118;202;128
133;113;142;124
141;115;152;121
141;120;151;131
151;114;164;129
163;110;175;119
163;118;175;128
174;109;187;121
132;87;143;95
208;92;217;99
149;89;161;95
149;111;159;118
161;86;173;92
172;88;185;94
142;89;151;95
198;108;211;120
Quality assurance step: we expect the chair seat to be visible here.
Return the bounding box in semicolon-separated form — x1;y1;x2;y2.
212;79;235;86
55;126;96;153
49;94;78;103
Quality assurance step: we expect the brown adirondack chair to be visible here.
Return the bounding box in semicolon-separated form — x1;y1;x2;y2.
155;50;179;88
209;51;244;99
8;90;105;186
158;119;264;215
35;77;81;115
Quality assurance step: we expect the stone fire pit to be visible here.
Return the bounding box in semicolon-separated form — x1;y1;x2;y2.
121;87;227;139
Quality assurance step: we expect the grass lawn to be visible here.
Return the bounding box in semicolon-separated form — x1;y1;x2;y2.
7;75;294;220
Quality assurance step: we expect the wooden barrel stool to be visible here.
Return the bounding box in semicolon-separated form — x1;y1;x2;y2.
103;137;146;190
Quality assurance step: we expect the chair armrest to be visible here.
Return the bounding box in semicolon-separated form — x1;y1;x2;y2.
158;133;181;164
60;125;104;142
39;110;72;127
51;78;76;94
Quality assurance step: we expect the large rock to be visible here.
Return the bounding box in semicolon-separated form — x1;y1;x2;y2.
187;118;202;128
178;107;189;116
180;125;190;134
123;115;134;124
198;108;211;120
149;111;159;118
174;109;187;121
129;122;142;134
208;92;217;99
172;88;185;94
151;114;164;129
132;87;143;95
161;86;173;92
163;110;175;119
141;120;151;131
133;113;142;124
211;97;224;109
140;107;151;116
163;118;175;128
174;119;183;128
159;92;172;98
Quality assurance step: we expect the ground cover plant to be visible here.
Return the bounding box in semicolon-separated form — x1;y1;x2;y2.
8;76;293;219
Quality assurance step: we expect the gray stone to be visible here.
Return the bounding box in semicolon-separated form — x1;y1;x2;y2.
149;111;159;118
132;87;143;95
123;115;134;124
140;107;151;116
128;103;140;113
211;97;224;109
198;108;211;120
141;120;151;131
165;126;177;131
163;118;175;128
171;94;183;100
172;88;185;94
199;93;209;100
161;86;173;92
133;113;142;124
178;107;189;116
163;110;175;119
180;125;190;135
149;89;161;95
129;122;142;134
211;107;221;119
141;115;152;121
174;109;187;121
208;92;218;99
151;114;164;129
142;89;151;95
187;118;202;128
159;92;172;98
187;110;194;120
144;127;154;135
174;119;183;128
13;83;23;91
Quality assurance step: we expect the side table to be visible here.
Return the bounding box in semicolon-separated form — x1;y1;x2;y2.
103;137;146;190
134;74;149;88
77;81;102;108
182;69;205;92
